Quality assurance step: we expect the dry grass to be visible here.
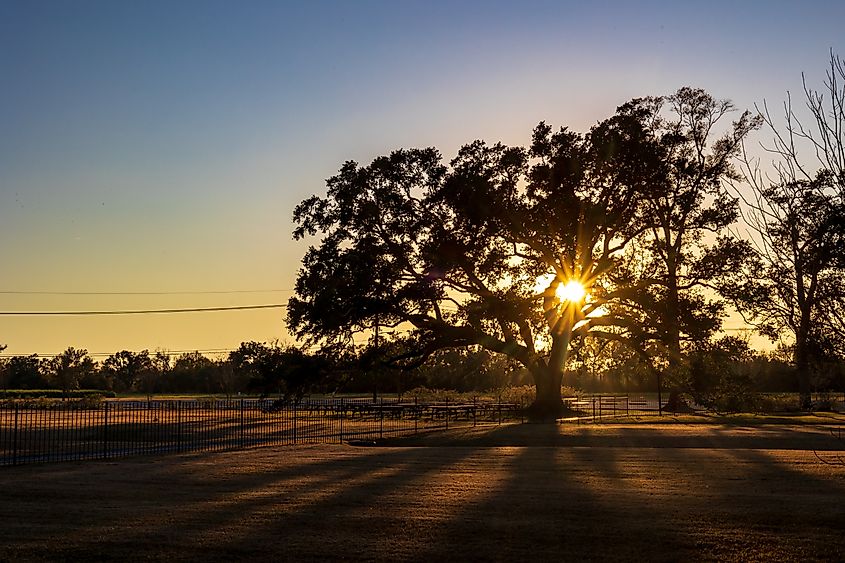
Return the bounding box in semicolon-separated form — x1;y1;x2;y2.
1;423;844;562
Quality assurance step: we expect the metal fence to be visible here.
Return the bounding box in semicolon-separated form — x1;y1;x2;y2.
563;394;697;421
0;398;524;466
0;394;706;467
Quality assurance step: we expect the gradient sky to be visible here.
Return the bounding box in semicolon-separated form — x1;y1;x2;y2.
1;0;843;357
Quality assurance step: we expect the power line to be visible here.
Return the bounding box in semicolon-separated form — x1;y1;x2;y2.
0;289;294;295
0;304;287;316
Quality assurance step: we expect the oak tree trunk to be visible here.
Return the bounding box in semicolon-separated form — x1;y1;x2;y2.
527;335;570;421
528;363;564;421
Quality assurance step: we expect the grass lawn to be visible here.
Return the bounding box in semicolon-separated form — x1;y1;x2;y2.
0;422;843;562
597;411;845;426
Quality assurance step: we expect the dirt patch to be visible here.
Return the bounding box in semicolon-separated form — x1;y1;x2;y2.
0;424;843;562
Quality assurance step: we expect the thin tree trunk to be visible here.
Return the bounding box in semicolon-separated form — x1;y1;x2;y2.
663;247;689;413
795;317;813;410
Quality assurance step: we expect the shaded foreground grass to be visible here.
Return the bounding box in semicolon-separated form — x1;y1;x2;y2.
1;423;843;562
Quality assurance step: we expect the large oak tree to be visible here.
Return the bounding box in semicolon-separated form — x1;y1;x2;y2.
288;104;667;418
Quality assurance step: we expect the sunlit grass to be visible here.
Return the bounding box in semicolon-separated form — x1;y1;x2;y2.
608;412;845;425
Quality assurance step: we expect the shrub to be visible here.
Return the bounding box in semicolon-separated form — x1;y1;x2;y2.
812;392;840;412
0;395;105;409
0;389;115;399
495;385;535;405
665;391;697;413
756;393;801;413
711;385;759;413
404;387;467;402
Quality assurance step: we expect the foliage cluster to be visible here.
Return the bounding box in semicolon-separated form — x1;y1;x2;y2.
0;389;115;399
0;396;106;410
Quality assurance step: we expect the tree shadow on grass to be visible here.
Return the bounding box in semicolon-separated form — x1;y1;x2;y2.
408;430;703;562
387;421;845;451
404;424;845;561
2;424;844;561
0;444;480;561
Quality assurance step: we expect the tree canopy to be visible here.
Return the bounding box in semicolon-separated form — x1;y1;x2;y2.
289;89;762;417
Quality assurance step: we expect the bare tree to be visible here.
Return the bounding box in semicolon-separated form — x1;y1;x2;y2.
736;51;845;408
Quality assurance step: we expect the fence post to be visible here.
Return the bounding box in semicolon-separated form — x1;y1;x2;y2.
102;401;109;458
239;398;245;448
293;401;297;444
473;397;477;427
339;398;344;443
445;397;449;430
414;397;418;435
379;398;384;439
12;404;19;466
657;371;663;417
176;402;183;453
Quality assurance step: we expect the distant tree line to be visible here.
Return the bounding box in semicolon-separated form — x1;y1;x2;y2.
0;341;521;399
0;346;242;397
2;337;840;408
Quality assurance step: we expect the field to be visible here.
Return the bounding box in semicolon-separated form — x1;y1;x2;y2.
1;422;844;562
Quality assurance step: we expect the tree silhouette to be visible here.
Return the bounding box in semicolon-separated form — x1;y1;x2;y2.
606;89;760;407
290;105;671;418
229;341;326;401
0;344;7;392
169;352;218;393
43;347;96;398
738;51;845;408
5;355;45;390
102;350;152;392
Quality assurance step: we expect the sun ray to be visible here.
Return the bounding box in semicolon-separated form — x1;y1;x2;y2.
556;280;586;303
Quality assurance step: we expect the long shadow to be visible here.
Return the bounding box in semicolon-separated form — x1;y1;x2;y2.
0;443;480;561
221;445;482;559
711;446;845;558
388;421;845;450
2;423;845;561
0;445;383;557
411;425;692;562
399;423;845;561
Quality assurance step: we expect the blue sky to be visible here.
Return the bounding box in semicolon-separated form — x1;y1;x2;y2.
1;0;843;355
